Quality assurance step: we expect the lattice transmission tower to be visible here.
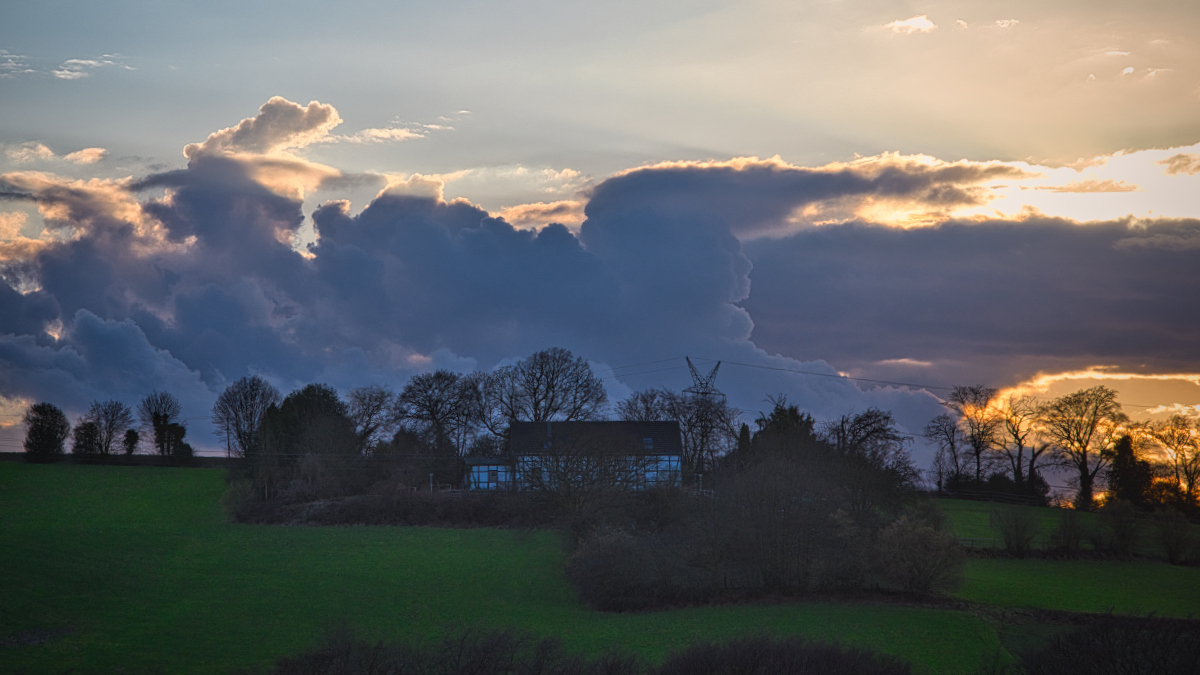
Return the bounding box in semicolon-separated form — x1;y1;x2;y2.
684;357;725;484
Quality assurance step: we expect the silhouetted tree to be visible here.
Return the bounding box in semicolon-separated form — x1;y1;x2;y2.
122;428;140;455
138;390;184;456
1106;435;1154;507
22;402;70;462
924;414;965;489
71;420;102;457
999;394;1049;486
397;370;478;455
481;347;607;433
1041;386;1126;510
82;400;134;456
346;384;397;454
1149;414;1200;505
213;375;282;457
947;385;1001;482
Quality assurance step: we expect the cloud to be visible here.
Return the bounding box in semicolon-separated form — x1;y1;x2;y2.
884;16;937;34
64;148;106;165
51;55;131;80
994;19;1019;29
1037;179;1139;193
183;97;343;159
1160;153;1200;175
334;127;424;144
0;50;35;78
495;200;586;229
0;211;28;239
6;143;56;164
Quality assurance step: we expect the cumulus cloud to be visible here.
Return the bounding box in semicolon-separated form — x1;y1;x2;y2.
4;97;1198;457
994;19;1019;29
183;97;343;158
6;143;56;164
0;50;35;78
64;148;106;165
884;16;937;34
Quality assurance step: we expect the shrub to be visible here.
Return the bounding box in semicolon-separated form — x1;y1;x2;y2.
1094;500;1141;556
1019;615;1200;675
23;402;70;462
657;636;912;675
1049;508;1085;555
876;514;964;599
1155;510;1197;565
992;507;1038;558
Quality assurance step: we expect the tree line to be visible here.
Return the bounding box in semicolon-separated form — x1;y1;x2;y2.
925;384;1200;514
21;390;194;462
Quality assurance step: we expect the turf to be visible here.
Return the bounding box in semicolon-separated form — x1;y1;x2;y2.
937;499;1072;550
0;463;1001;674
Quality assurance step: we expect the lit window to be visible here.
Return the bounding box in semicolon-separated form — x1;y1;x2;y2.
643;438;653;450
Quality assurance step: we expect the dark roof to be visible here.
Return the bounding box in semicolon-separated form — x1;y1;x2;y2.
464;456;510;466
508;421;683;457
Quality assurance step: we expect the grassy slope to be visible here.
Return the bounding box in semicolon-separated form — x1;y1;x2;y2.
939;498;1200;617
0;464;1000;674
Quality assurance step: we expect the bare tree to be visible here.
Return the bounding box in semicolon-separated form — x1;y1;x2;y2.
82;400;134;456
1148;414;1200;502
618;387;738;475
616;388;674;422
819;408;918;516
998;395;1050;486
947;385;1002;482
924;413;965;489
1040;386;1126;510
212;376;282;458
138;390;183;456
481;347;607;433
346;384;397;453
397;370;479;455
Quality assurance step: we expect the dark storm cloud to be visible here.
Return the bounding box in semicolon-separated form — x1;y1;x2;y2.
741;216;1200;388
12;130;1179;456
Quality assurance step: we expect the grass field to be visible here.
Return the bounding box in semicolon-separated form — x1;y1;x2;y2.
3;465;1197;674
1;464;1001;674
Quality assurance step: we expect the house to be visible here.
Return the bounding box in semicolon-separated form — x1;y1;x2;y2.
466;420;684;491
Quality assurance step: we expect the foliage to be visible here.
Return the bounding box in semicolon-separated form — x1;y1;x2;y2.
123;428;140;455
992;506;1038;558
396;370;478;455
1155;510;1198;566
1105;435;1154;507
876;512;964;599
22;401;70;461
71;420;103;458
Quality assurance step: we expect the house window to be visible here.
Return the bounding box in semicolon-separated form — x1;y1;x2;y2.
643;438;653;450
488;469;499;483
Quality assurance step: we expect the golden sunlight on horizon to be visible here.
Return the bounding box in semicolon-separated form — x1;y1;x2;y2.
996;368;1200;420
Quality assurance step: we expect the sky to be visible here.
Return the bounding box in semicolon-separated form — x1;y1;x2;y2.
1;0;1199;466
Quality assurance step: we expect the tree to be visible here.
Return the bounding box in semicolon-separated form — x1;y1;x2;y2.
122;428;140;455
346;384;398;453
138;390;184;456
22;402;70;462
616;388;674;422
924;413;965;489
1148;414;1200;504
213;375;282;458
71;420;102;457
947;385;1001;482
618;387;738;476
82;400;134;456
481;347;607;433
1106;435;1153;507
998;394;1049;486
819;408;918;517
396;371;478;455
1040;386;1126;510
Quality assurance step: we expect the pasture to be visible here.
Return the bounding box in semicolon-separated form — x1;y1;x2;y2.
2;463;1196;674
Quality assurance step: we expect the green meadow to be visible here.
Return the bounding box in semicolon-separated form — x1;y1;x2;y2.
2;463;1196;674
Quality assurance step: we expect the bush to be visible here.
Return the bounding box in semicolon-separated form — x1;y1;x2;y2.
876;514;964;599
1019;615;1200;675
657;636;912;675
1155;510;1197;565
992;507;1038;558
1094;500;1141;556
1049;509;1086;555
